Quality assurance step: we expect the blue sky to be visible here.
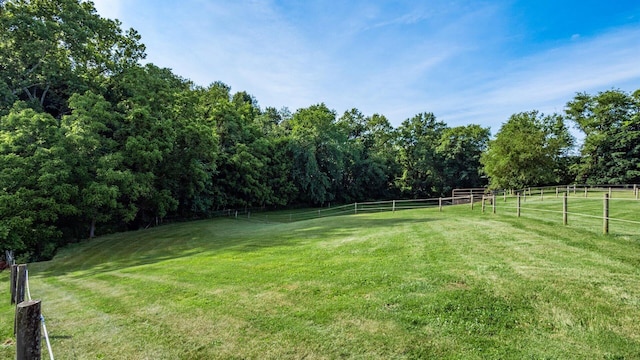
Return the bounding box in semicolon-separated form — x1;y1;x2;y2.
92;0;640;133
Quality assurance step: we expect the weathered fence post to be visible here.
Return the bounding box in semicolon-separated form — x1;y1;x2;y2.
563;192;568;225
15;264;27;305
492;194;496;214
482;197;486;213
16;299;41;360
540;188;544;201
392;200;396;212
438;198;442;212
504;190;507;202
470;195;474;210
517;194;521;217
603;193;609;235
235;210;238;219
10;264;18;304
14;264;28;336
608;187;612;198
354;203;358;215
584;186;588;198
573;184;576;195
556;187;559;198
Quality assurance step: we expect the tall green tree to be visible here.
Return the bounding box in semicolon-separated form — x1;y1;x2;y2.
437;124;490;193
0;0;145;116
62;91;134;238
0;104;77;259
566;89;640;184
199;84;273;209
481;111;573;189
396;113;447;198
336;109;398;202
108;64;185;226
163;88;219;217
288;104;345;205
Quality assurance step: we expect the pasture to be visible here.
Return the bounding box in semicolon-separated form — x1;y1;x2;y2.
2;198;640;359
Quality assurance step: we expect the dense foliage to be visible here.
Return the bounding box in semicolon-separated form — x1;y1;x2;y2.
481;111;574;189
566;89;640;184
0;0;637;260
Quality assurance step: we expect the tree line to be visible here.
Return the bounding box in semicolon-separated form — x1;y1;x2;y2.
1;0;639;261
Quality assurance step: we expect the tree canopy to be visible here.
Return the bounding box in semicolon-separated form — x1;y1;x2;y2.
566;89;640;184
481;111;573;190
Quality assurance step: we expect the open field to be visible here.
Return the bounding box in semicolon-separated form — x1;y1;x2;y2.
2;202;640;359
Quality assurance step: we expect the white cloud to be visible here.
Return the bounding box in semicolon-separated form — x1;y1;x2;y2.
84;1;640;133
436;26;640;130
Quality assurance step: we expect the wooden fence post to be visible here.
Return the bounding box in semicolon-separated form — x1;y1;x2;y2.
10;264;18;304
392;200;396;212
438;198;442;212
16;299;41;360
492;194;496;214
540;188;544;201
573;184;576;195
482;197;486;213
504;190;507;202
15;264;27;305
14;264;28;336
603;193;609;235
517;194;521;217
584;187;588;198
556;187;559;198
355;203;358;215
563;192;568;225
608;187;612;198
470;195;474;210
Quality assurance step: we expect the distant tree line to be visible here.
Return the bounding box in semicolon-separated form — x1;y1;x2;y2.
1;0;638;260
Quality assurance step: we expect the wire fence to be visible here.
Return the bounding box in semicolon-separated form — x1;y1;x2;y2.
217;184;640;238
217;196;470;223
25;269;54;360
486;190;640;237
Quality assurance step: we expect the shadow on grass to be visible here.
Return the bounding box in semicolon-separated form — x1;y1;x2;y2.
32;215;436;279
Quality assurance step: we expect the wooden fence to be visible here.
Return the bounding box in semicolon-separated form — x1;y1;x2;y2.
224;184;639;237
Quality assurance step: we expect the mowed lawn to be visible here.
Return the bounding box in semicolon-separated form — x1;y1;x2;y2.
2;203;640;359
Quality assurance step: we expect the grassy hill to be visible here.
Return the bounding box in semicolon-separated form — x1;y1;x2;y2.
2;200;640;359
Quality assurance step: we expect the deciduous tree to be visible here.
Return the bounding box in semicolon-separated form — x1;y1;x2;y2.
481;111;573;189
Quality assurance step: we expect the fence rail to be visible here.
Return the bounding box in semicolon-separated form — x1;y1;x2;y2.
218;184;639;238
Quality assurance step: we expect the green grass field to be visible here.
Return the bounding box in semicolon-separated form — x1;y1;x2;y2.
2;198;640;359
